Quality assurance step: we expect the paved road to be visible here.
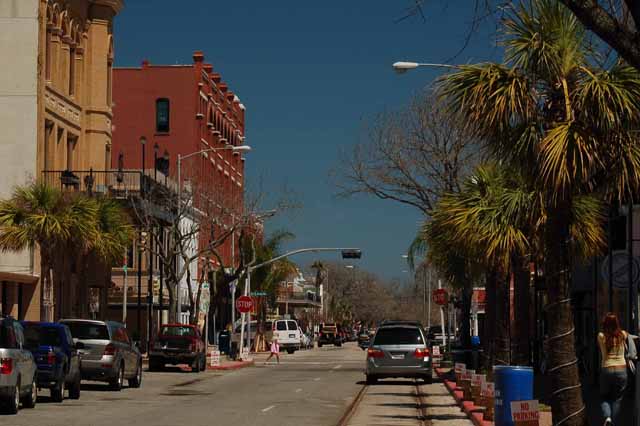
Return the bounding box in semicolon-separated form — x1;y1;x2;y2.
9;343;366;426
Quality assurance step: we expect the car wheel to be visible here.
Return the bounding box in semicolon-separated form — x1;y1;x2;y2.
3;381;20;414
366;375;377;385
128;361;142;388
22;377;37;409
68;374;81;399
109;364;124;391
148;358;162;372
318;343;323;348
287;349;295;354
51;379;65;403
423;374;433;385
200;354;207;372
191;356;201;373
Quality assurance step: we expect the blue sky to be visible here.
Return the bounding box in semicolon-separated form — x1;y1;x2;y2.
114;1;500;279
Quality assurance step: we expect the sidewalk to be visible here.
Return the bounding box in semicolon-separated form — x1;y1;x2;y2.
141;352;256;372
345;379;471;426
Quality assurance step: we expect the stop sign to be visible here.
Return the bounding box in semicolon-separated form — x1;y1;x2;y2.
432;289;448;306
235;295;254;313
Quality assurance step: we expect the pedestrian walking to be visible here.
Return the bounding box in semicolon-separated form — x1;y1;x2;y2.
265;338;280;364
598;313;629;426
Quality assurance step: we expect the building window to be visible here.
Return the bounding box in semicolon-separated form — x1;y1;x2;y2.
69;46;76;96
45;30;52;81
66;134;77;170
156;98;170;133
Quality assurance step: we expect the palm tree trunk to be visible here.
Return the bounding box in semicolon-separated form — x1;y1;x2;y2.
40;250;48;321
484;271;497;372
545;202;586;426
495;272;511;366
514;262;532;366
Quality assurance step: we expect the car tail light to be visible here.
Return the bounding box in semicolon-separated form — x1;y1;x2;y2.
367;348;384;359
414;348;430;358
0;358;12;375
190;338;197;352
47;351;56;365
103;343;116;356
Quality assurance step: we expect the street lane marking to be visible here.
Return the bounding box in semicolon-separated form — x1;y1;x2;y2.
295;388;303;393
314;377;321;381
333;365;343;370
262;405;276;413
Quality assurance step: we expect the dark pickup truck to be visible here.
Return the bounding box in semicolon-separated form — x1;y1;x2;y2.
22;322;82;402
149;324;207;372
318;323;343;348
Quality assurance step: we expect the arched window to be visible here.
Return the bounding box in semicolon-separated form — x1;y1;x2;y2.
156;98;170;133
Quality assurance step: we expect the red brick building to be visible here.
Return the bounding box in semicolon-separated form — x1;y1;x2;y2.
111;51;247;268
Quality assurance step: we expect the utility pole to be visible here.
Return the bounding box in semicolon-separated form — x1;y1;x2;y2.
427;268;432;329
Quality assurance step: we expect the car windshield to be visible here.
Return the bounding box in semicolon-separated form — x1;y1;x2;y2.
64;322;109;340
23;325;61;349
374;327;424;345
276;322;287;331
160;326;195;337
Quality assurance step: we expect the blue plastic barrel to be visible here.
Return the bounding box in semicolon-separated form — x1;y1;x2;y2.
494;366;534;426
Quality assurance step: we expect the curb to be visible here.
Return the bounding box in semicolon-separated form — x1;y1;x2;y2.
207;360;254;371
436;368;494;426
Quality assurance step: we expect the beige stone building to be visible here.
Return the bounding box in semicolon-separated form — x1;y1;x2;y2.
0;0;123;320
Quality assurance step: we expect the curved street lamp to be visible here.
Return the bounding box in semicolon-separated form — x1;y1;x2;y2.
392;61;459;74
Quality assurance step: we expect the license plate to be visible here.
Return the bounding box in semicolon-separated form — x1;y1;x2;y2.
391;354;405;360
289;334;295;338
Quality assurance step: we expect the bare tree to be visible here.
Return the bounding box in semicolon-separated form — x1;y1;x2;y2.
334;91;477;216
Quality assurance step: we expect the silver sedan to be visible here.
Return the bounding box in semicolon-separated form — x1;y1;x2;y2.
365;324;432;384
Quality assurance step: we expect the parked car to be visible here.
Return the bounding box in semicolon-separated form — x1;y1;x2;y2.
22;321;82;402
318;323;342;347
365;323;432;384
149;324;206;372
60;319;142;391
0;317;37;414
357;328;371;350
298;327;312;349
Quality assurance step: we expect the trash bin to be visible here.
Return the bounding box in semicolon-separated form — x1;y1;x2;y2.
494;366;534;426
218;331;230;355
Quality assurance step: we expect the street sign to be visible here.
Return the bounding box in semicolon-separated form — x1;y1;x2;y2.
432;288;448;305
251;291;268;297
236;295;253;313
481;381;494;397
210;348;220;367
601;251;640;288
511;400;539;426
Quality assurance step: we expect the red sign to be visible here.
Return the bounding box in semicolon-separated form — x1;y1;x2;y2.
432;289;448;306
236;296;254;313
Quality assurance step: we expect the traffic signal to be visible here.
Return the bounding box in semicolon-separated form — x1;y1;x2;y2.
341;249;362;259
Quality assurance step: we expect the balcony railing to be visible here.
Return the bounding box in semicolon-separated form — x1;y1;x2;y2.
276;291;322;306
42;169;144;198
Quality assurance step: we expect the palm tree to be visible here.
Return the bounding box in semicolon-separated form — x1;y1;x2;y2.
437;1;639;422
0;183;97;321
423;163;605;368
0;183;133;321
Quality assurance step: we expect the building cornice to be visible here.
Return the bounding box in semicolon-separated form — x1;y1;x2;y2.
90;0;124;14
